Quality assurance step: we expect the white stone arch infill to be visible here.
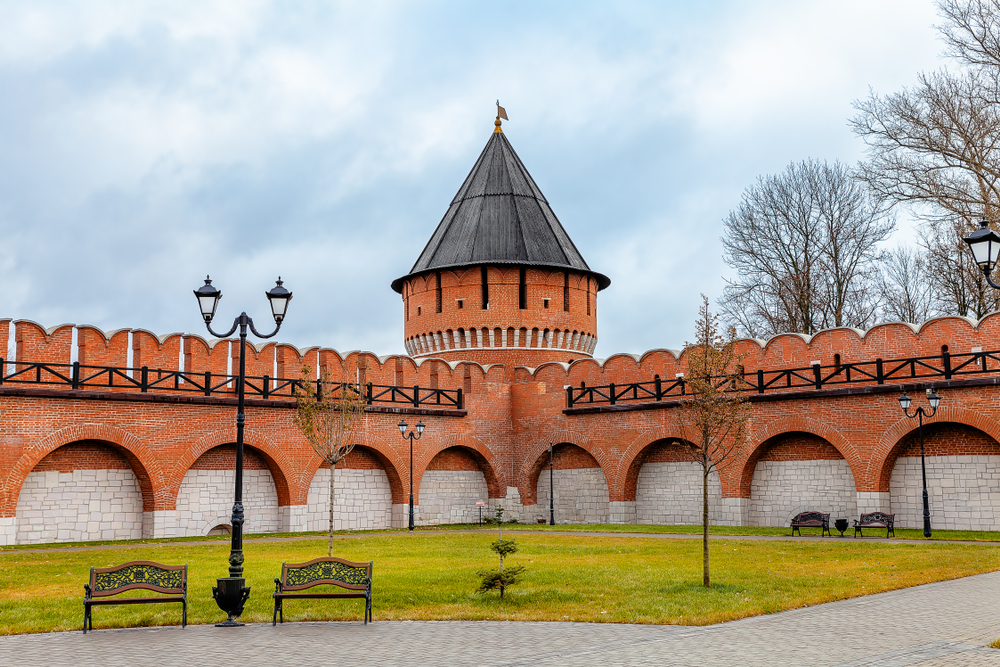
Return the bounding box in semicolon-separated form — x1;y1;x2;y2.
635;459;723;527
746;428;859;528
884;415;1000;531
174;444;282;537
15;457;145;545
304;462;393;531
523;433;611;525
414;436;499;526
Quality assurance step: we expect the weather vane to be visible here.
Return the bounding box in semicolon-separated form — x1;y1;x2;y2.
495;100;508;133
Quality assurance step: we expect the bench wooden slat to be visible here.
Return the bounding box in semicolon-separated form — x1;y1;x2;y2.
87;596;186;605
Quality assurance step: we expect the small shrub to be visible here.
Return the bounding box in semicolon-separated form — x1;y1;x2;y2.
476;507;526;599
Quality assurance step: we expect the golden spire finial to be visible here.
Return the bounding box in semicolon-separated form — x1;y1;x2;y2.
494;100;508;133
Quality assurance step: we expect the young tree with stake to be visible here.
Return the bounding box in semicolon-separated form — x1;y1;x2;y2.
680;296;751;588
293;358;368;557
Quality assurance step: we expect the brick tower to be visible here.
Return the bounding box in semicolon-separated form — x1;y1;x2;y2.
391;114;610;367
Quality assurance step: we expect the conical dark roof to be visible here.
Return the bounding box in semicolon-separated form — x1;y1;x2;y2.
391;128;610;293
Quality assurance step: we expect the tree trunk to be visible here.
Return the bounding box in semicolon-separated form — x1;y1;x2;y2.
703;467;711;588
328;461;336;557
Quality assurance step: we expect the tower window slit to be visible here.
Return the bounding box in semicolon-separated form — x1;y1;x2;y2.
519;268;527;309
481;266;489;309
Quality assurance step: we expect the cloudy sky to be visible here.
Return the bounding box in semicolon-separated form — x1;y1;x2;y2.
0;1;946;358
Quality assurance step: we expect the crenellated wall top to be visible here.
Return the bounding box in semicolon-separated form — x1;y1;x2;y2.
5;311;1000;395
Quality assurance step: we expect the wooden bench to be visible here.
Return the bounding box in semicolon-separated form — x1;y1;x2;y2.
854;512;895;538
83;561;187;633
273;556;372;625
790;511;831;537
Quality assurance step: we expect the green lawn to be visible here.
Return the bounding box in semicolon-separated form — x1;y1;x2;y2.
2;531;999;634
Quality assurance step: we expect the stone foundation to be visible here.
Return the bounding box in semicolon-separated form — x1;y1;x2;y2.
0;516;16;546
716;497;747;526
856;491;890;516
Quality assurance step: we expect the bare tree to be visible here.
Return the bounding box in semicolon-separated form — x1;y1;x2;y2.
293;359;368;556
851;1;1000;317
679;296;751;588
881;245;937;323
938;0;1000;76
720;159;893;338
851;69;1000;226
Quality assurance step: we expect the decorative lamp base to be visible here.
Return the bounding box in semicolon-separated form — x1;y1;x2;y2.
213;576;251;627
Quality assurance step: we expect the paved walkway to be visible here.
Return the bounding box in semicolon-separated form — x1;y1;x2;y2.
3;570;1000;666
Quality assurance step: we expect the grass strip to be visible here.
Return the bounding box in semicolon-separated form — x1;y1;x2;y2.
5;524;1000;555
1;531;998;634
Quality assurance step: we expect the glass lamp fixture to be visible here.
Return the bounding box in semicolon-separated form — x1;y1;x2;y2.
194;276;222;324
265;278;293;324
963;218;1000;276
928;390;941;411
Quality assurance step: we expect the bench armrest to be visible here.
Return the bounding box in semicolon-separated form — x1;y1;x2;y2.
274;577;283;594
84;583;91;599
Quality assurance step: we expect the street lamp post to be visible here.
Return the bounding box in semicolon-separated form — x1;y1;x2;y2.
548;442;555;526
194;275;292;626
397;420;425;531
897;389;941;538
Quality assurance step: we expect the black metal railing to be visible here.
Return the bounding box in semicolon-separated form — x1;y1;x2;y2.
566;348;1000;408
0;358;463;410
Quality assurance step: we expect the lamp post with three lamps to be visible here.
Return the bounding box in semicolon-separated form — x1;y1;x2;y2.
897;389;941;538
193;275;292;626
397;420;425;531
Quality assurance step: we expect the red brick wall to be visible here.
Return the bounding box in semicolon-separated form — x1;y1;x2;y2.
759;433;844;461
426;446;482;471
552;443;600;470
190;445;270;470
33;441;132;471
317;448;384;470
896;423;1000;457
643;441;696;463
5;313;1000;526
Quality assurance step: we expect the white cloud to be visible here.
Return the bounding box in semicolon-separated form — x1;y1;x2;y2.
0;0;954;355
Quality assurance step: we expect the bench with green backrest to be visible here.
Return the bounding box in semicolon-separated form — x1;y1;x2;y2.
273;556;373;625
83;561;187;633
